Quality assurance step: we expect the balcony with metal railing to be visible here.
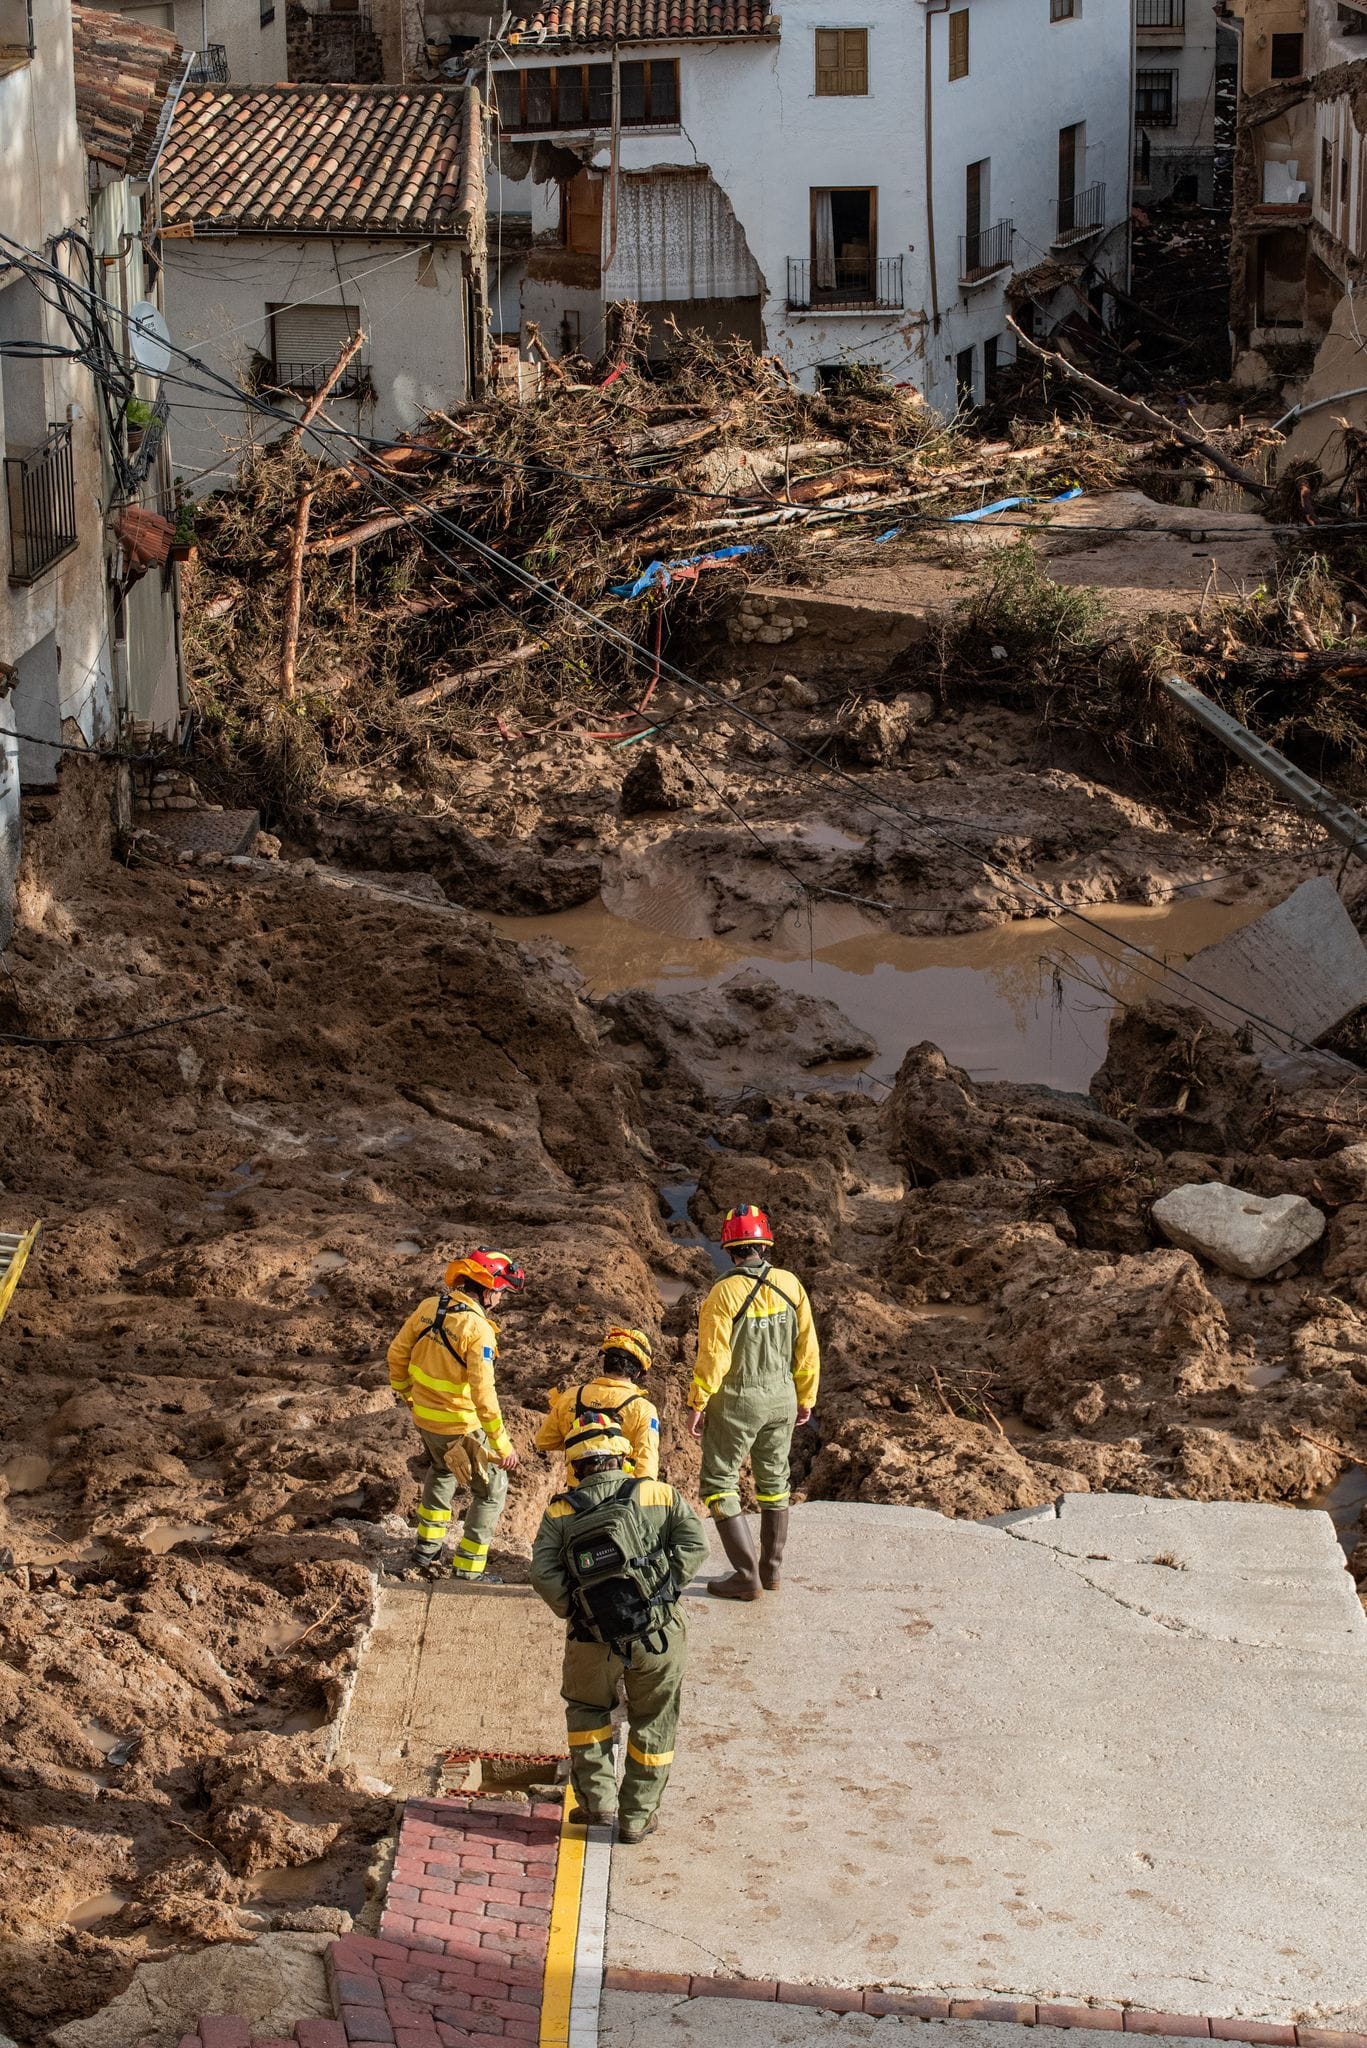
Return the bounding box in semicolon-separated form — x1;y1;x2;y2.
269;357;373;399
5;422;77;585
786;255;904;311
1054;181;1106;245
187;43;229;81
960;218;1015;285
1137;0;1184;33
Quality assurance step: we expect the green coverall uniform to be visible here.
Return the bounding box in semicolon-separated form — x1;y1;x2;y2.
690;1254;820;1520
530;1473;709;1830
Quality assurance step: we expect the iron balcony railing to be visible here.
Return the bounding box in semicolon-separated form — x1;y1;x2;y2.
1137;0;1184;24
960;217;1015;281
1056;180;1106;243
270;357;372;398
187;43;229;81
786;255;904;311
5;422;77;586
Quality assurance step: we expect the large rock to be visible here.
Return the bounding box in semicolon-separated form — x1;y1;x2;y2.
48;1933;333;2048
841;690;934;764
619;744;702;815
1152;1180;1326;1280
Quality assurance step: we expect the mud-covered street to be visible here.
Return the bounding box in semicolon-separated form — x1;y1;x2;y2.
6;606;1367;2035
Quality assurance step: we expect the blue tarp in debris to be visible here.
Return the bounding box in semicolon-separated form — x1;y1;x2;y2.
608;544;755;599
875;485;1084;544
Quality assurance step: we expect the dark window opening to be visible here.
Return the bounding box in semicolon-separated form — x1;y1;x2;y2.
1269;31;1303;76
495;58;680;131
1135;68;1177;125
956;345;975;409
983;334;1000;395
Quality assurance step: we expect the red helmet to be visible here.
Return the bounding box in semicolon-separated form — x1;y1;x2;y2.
444;1248;526;1294
720;1204;772;1250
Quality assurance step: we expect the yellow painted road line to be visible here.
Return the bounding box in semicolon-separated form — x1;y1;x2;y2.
541;1783;587;2048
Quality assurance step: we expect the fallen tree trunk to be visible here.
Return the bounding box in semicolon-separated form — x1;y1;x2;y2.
1004;316;1274;498
402;642;542;709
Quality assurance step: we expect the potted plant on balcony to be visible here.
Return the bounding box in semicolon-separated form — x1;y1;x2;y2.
169;504;196;564
125;396;155;453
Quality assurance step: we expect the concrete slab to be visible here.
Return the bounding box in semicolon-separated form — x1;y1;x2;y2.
1179;877;1367;1053
601;2009;1184;2048
609;1499;1367;2019
335;1582;565;1792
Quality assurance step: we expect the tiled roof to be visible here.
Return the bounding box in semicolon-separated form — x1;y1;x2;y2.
157;84;482;238
504;0;776;43
70;3;183;176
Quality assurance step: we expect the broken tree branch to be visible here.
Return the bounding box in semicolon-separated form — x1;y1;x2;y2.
286;329;367;447
280;473;316;700
1004;316;1274;498
403;642;542;709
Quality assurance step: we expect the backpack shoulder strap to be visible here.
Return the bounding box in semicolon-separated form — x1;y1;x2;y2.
418;1289;474;1358
574;1384;643;1423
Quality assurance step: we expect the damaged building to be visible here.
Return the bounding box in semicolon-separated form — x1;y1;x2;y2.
1227;0;1367;440
484;0;1134;408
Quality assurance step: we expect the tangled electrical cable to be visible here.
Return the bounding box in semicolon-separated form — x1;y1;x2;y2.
3;221;1363;1080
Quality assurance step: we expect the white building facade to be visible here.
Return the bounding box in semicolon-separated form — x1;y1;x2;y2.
0;0;184;940
1132;0;1228;208
156;82;488;495
487;0;1133;412
84;0;288;84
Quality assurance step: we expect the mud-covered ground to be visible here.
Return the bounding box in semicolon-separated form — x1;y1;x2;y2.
5;659;1366;2038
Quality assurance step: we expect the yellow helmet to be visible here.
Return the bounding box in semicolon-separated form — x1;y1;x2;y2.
564;1411;634;1466
599;1325;653;1374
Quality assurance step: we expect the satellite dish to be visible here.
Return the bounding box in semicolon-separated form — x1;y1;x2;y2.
129;302;173;378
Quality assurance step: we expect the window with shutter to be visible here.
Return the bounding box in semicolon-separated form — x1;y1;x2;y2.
269;304;360;392
948;8;968;79
815;27;867;94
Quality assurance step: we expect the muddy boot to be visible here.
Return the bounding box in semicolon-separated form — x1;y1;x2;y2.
570;1804;617;1826
707;1514;763;1601
759;1508;789;1593
413;1542;442;1568
618;1812;659;1846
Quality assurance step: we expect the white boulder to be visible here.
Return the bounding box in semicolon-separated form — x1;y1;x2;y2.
1152;1181;1326;1281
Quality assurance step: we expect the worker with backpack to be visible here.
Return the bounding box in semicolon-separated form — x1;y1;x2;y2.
535;1325;661;1479
530;1415;708;1844
388;1248;526;1579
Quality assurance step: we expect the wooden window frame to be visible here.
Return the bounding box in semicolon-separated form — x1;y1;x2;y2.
814;26;869;95
1050;0;1078;18
809;185;879;261
496;57;680;132
947;7;969;80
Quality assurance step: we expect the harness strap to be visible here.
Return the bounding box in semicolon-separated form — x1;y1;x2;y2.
416;1290;475;1362
573;1385;644;1425
731;1263;802;1324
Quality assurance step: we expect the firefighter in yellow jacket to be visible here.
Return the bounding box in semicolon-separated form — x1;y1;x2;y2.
536;1326;660;1480
388;1248;525;1579
688;1204;819;1601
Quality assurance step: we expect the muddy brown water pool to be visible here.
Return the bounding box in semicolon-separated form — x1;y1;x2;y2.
495;895;1258;1093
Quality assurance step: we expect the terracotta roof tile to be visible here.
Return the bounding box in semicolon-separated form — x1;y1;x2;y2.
157;84;482;238
70;3;183;176
504;0;774;42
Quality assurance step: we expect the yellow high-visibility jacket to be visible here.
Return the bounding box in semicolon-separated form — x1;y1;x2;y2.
535;1373;660;1479
689;1262;820;1411
388;1289;512;1456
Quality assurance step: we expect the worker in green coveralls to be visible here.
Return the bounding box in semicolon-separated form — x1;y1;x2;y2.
529;1413;708;1845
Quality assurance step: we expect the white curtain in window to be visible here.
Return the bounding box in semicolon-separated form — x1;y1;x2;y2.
812;190;836;290
603;172;761;302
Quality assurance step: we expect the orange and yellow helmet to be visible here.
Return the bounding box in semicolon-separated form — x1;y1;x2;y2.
444;1248;526;1294
599;1325;653;1374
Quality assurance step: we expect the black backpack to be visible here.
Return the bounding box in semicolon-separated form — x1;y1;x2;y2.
560;1477;675;1652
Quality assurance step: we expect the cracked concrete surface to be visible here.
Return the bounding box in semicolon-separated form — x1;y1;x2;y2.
600;2008;1199;2048
606;1498;1367;2020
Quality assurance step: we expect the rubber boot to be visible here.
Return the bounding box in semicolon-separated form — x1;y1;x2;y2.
707;1514;763;1601
759;1508;789;1593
